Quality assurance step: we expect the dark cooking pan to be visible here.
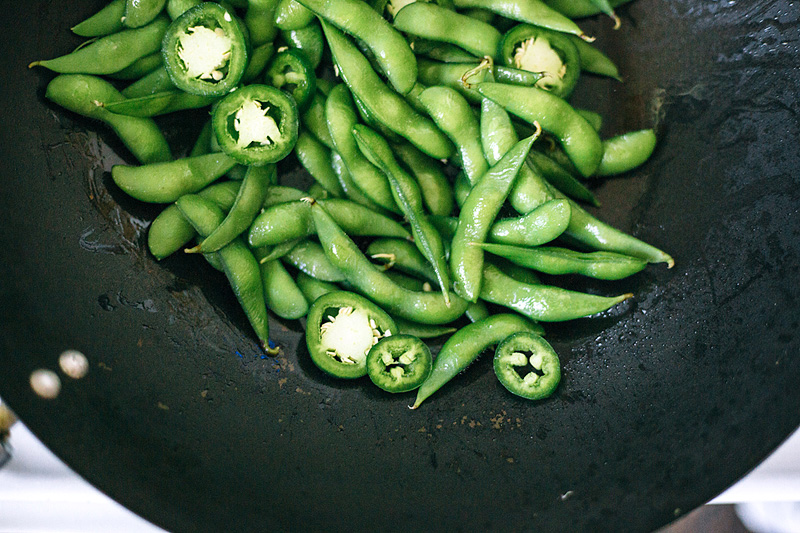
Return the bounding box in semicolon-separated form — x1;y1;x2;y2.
1;1;799;531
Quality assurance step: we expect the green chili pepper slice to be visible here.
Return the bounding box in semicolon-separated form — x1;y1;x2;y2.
367;335;433;393
162;3;248;96
494;332;560;400
500;24;581;99
212;84;299;165
306;291;397;379
265;49;316;112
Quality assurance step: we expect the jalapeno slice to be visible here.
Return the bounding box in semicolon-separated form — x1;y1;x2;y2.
162;3;248;96
366;334;433;393
499;24;580;99
265;49;316;112
494;332;561;400
306;291;396;379
212;84;299;165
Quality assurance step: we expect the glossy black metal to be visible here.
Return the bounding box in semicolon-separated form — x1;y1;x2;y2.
1;1;799;531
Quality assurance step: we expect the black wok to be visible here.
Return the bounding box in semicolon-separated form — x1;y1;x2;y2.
1;1;799;531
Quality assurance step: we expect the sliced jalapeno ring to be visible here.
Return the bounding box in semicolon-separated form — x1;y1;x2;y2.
265;49;316;112
212;84;299;165
494;332;560;400
162;3;248;96
367;334;433;393
499;24;580;99
306;291;397;379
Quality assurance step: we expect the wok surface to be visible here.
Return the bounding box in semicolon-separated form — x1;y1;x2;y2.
1;1;799;531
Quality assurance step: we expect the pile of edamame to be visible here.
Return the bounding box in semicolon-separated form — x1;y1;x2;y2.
33;0;671;407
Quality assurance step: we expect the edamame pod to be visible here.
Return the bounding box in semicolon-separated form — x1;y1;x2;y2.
191;165;274;253
257;254;310;320
32;16;170;74
476;82;603;177
148;180;241;259
480;263;633;322
393;3;502;59
453;0;589;39
112;153;237;203
45;74;171;164
295;0;417;94
412;313;543;408
124;0;167;28
325;84;399;213
451;135;537;302
176;195;276;354
479;244;648;280
390;141;454;217
309;199;468;325
353;125;452;305
295;131;345;197
72;0;126;37
419;86;488;186
322;21;454;159
282;240;346;282
596;129;657;177
248;198;410;247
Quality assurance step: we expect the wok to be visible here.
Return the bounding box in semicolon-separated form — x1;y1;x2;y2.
1;1;799;531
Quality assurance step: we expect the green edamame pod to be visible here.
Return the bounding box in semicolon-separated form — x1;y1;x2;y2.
479;244;648;280
465;300;490;323
453;0;589;39
576;109;603;132
295;0;417;95
282;240;345;282
102;90;217;117
419;86;488;186
412;313;543;408
112;153;237;203
353;125;452;305
190;120;215;157
108;52;163;80
391;141;454;217
489;199;571;246
330;152;388;213
490;255;541;285
295;131;345;197
296;271;338;303
480;80;516;166
476;82;603;177
45;74;172;165
544;0;633;19
413;40;480;63
282;21;325;70
167;0;202;19
417;59;492;104
124;0;167;28
322;22;454;160
309;199;468;325
393;3;502;59
176;195;276;353
451;135;537;302
257;255;310;320
275;0;314;30
392;318;457;339
480;263;633;322
72;0;126;37
242;42;276;83
384;271;428;292
248;198;410;247
528;150;599;207
122;66;175;98
596;129;657;177
148;180;241;260
568;35;622;81
366;238;438;287
190;165;274;253
262;185;306;208
246;0;279;46
325;84;398;214
302;92;335;150
32;15;170;75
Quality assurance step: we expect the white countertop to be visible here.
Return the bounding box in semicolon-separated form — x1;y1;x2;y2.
1;422;799;532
